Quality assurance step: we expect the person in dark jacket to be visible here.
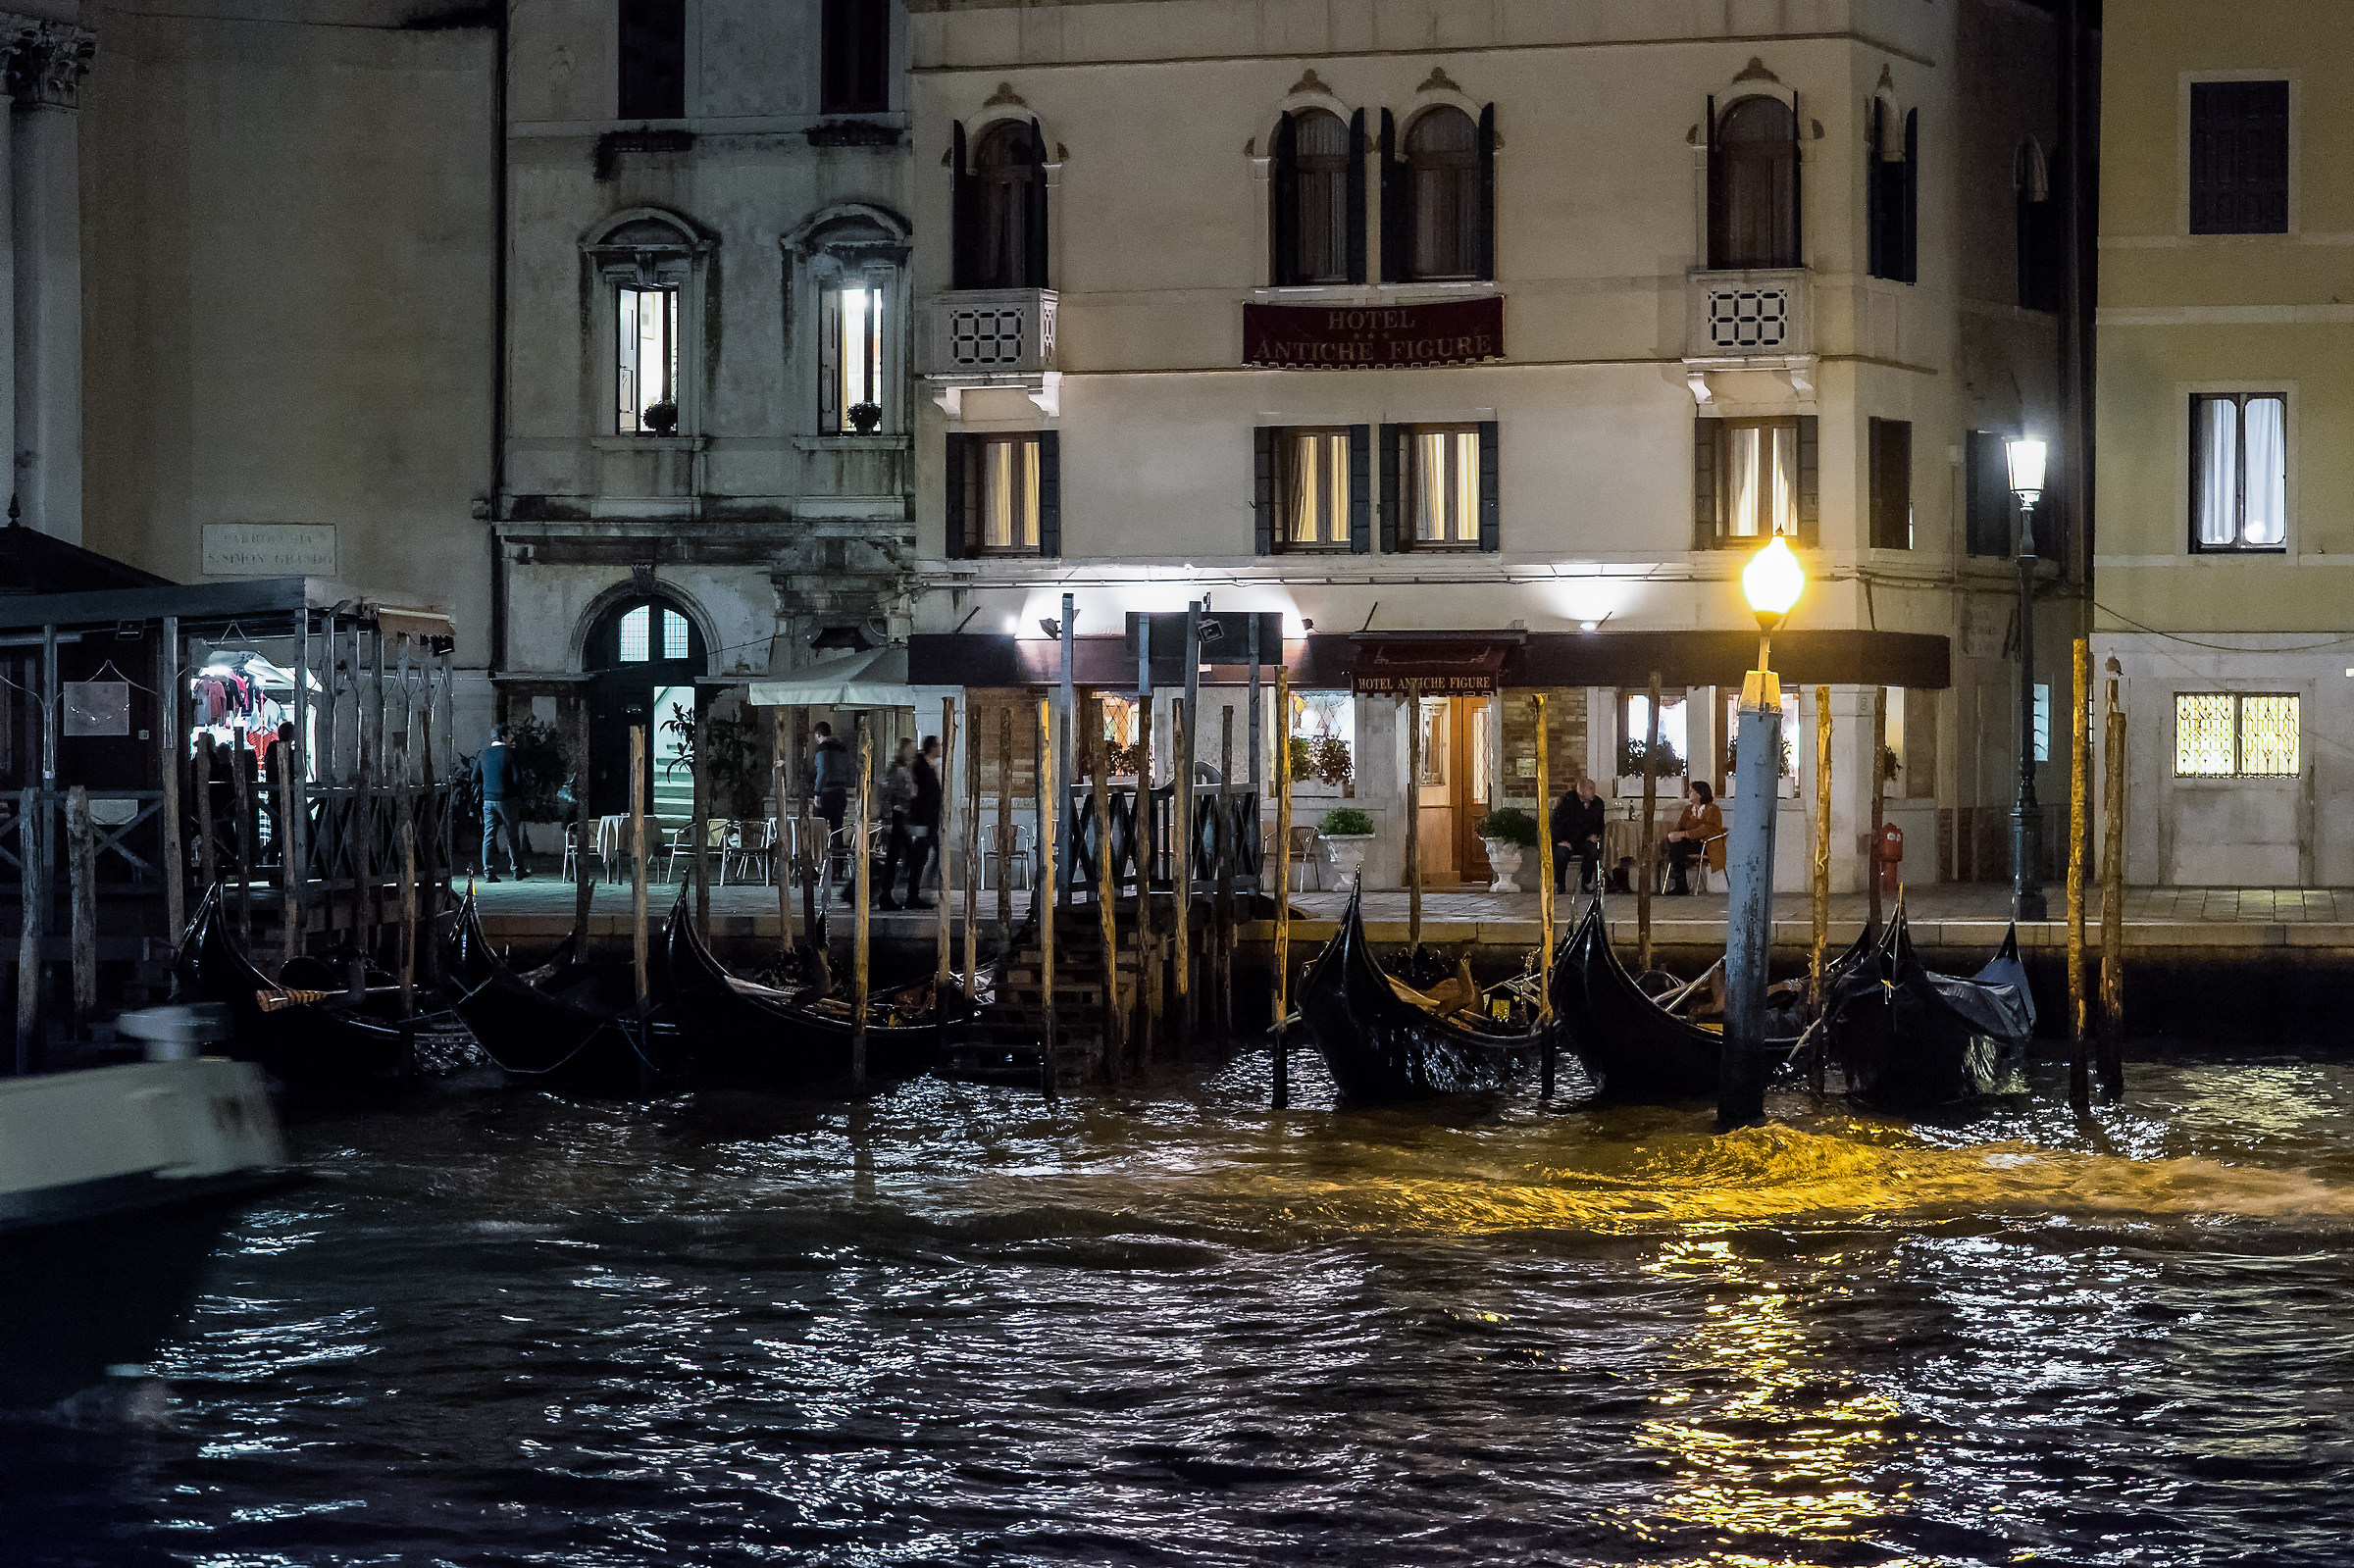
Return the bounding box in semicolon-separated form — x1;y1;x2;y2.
877;738;917;909
894;734;943;909
811;722;854;899
1552;776;1606;893
476;724;531;882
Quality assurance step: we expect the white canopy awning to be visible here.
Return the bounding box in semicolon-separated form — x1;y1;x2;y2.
746;645;915;709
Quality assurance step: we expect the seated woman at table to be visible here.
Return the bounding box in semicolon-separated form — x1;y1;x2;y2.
1662;780;1725;895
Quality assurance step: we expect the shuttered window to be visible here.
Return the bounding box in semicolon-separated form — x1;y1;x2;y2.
1695;416;1816;548
1392;424;1497;550
946;432;1060;558
1272;110;1357;286
1866;103;1918;283
819;0;889;115
1868;418;1913;550
2189;81;2288;235
1709;95;1800;270
1385;105;1495;282
954;121;1049;289
1965;431;2013;557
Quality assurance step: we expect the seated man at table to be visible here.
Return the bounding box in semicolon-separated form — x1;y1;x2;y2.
1551;777;1606;894
1662;780;1725;895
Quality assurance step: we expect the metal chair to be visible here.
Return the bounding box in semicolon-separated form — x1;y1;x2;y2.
1285;824;1324;892
560;822;581;884
981;821;1034;890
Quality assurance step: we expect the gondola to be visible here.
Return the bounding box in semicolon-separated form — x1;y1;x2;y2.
1551;898;1873;1102
1824;906;2033;1107
1294;884;1547;1102
441;894;670;1098
663;886;951;1091
174;885;480;1097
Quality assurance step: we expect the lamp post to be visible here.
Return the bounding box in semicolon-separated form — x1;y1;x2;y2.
1719;534;1806;1131
2006;437;2049;923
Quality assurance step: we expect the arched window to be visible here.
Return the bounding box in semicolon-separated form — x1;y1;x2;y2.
1406;107;1479;279
584;592;708;817
585;211;708;436
1709;96;1799;270
1866;100;1918;283
953;120;1047;290
1271;108;1360;286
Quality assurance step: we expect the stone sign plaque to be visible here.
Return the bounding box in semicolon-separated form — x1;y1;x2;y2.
203;523;336;577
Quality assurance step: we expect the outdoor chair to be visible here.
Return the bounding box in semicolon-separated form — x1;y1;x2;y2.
1285;824;1324;892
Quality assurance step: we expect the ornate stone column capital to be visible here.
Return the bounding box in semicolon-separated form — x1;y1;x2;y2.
5;19;93;111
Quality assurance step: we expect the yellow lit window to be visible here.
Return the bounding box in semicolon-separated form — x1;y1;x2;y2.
2175;692;2297;778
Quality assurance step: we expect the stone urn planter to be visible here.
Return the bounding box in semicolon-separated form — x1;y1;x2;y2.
1479;838;1524;894
1320;834;1374;888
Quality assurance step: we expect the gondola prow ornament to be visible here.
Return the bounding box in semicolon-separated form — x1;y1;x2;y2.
1720;536;1805;1130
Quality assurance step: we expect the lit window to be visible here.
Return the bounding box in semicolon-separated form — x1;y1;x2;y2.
1283;430;1351;548
1408;427;1479;545
619;606;650;663
2192;393;2286;551
981;435;1042;551
665;609;689;657
831;284;884;431
1288;689;1355;747
617;285;679;433
1726;422;1799;538
1623;690;1688;778
1417;696;1449;787
2033;683;2049;763
2175;692;2299;777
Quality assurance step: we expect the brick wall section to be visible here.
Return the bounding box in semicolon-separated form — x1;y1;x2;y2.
1499;689;1588;801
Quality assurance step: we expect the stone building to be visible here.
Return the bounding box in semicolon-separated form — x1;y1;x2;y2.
902;0;2093;893
2094;0;2349;886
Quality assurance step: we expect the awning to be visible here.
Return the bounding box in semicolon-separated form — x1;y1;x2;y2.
747;645;916;708
1348;639;1510;695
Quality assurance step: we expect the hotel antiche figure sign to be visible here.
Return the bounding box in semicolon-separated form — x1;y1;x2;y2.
1244;296;1504;369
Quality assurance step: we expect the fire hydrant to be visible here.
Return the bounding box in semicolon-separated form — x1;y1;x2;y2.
1874;822;1905;898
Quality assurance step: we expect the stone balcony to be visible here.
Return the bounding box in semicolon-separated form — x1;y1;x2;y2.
1682;268;1815;404
919;287;1059;418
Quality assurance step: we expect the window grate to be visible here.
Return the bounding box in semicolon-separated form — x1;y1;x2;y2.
947;306;1030;368
2175;692;2298;777
1705;287;1791;351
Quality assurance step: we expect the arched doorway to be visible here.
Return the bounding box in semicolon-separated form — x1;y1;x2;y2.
585;594;708;819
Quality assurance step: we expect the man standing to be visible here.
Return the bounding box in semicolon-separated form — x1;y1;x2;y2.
896;733;943;910
1552;776;1607;894
477;724;531;882
877;738;917;910
811;721;855;900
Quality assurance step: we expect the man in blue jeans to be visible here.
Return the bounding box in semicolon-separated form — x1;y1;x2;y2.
477;724;532;882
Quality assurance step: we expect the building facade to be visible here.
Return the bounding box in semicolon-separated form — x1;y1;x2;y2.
906;0;2087;892
2094;0;2348;886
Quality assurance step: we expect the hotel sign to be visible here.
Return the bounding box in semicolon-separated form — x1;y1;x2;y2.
1349;639;1510;695
1244;297;1504;370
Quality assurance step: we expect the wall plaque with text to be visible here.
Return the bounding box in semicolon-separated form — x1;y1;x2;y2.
1244;296;1504;370
203;523;336;577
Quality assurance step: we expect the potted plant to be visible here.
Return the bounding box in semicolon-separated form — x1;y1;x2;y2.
847;401;883;434
1472;805;1538;894
1319;806;1375;885
660;704;771;821
642;399;679;434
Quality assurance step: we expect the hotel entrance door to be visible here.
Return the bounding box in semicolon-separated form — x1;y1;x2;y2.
1414;694;1495;887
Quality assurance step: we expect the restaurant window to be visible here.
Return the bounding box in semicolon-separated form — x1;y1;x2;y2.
1621;689;1688;780
945;431;1060;558
821;282;885;432
2191;393;2287;552
1695;416;1815;547
616;283;679;433
1382;423;1498;552
1289;688;1355;782
1417;695;1449;787
1380;104;1495;283
952;119;1047;290
820;0;889;115
1866;101;1917;283
2189;80;2288;235
1868;418;1913;550
1270;108;1362;286
1708;94;1800;270
1255;425;1368;554
617;0;686;120
2175;692;2299;778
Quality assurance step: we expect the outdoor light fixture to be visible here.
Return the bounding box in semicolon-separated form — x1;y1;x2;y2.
1580;620;1600;632
1741;534;1805;672
2005;435;2047;504
1038;618;1062;639
2004;434;2052;922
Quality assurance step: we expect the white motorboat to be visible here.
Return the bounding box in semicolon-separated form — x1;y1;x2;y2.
0;1055;293;1407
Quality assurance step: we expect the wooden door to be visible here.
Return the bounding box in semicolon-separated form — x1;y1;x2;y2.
1414;694;1456;882
1453;697;1493;885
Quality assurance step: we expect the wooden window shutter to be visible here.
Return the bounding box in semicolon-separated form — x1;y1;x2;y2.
1476;420;1500;551
1796;415;1819;545
1348;424;1372;554
1901;110;1919;283
1378;422;1402;552
1346;109;1368;284
1379;110;1408;282
950;122;976;289
1036;430;1061;557
1269;113;1300;286
1253;427;1277;555
817;287;843;433
1474;104;1497;281
944;433;970;559
1693;418;1719;548
1789;90;1803;264
1867;99;1886;278
1024;120;1050;289
1703;95;1720;268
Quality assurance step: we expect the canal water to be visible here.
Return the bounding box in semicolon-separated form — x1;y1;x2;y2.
10;1050;2354;1566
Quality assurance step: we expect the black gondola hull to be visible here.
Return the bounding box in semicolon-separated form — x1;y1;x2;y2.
1830;915;2034;1107
442;897;670;1098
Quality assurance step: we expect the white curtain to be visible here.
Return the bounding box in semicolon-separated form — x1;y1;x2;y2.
2243;396;2286;545
1769;424;1798;534
1727;427;1762;536
2197;397;2239;546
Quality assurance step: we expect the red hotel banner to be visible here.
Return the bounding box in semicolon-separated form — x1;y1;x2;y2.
1243;296;1504;370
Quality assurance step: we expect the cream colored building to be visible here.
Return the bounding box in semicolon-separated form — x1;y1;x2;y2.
2094;0;2352;886
905;0;2085;892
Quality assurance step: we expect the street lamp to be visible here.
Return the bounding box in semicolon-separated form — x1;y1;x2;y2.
2006;436;2049;923
1719;533;1808;1131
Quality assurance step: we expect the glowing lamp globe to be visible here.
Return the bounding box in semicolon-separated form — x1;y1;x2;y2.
1742;535;1805;623
2005;436;2048;503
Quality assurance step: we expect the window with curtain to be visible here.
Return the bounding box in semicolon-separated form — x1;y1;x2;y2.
1710;96;1799;270
824;282;885;431
1405;426;1480;546
1405;107;1480;280
978;434;1043;552
618;0;686;119
1279;429;1352;549
616;284;679;432
2191;393;2287;551
1288;110;1353;285
2189;80;2289;235
1722;419;1799;539
969;122;1039;290
2175;692;2299;777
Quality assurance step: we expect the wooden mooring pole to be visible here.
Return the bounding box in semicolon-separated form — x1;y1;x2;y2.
1092;694;1122;1084
1406;681;1423;955
2069;636;2091;1108
232;730;255;948
195;733;218;897
1638;671;1660;975
1811;684;1832;1096
936;697;955;1057
691;694;712;937
962;704;981;1002
630;725;649;1003
1271;664;1292;1110
67;785;93;1032
1037;697;1058;1100
2098;656;2126;1095
1171;694;1192;1045
1216;703;1235;1041
772;708;794;960
1869;687;1888;938
397;775;418;1021
1135;688;1157;1078
273;743;298;969
160;616;185;944
851;717;872;1092
1534;692;1557;1101
996;706;1014;951
17;785;39;1070
574;703;595;939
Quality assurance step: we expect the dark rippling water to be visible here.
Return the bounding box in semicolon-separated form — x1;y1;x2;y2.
10;1049;2354;1567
